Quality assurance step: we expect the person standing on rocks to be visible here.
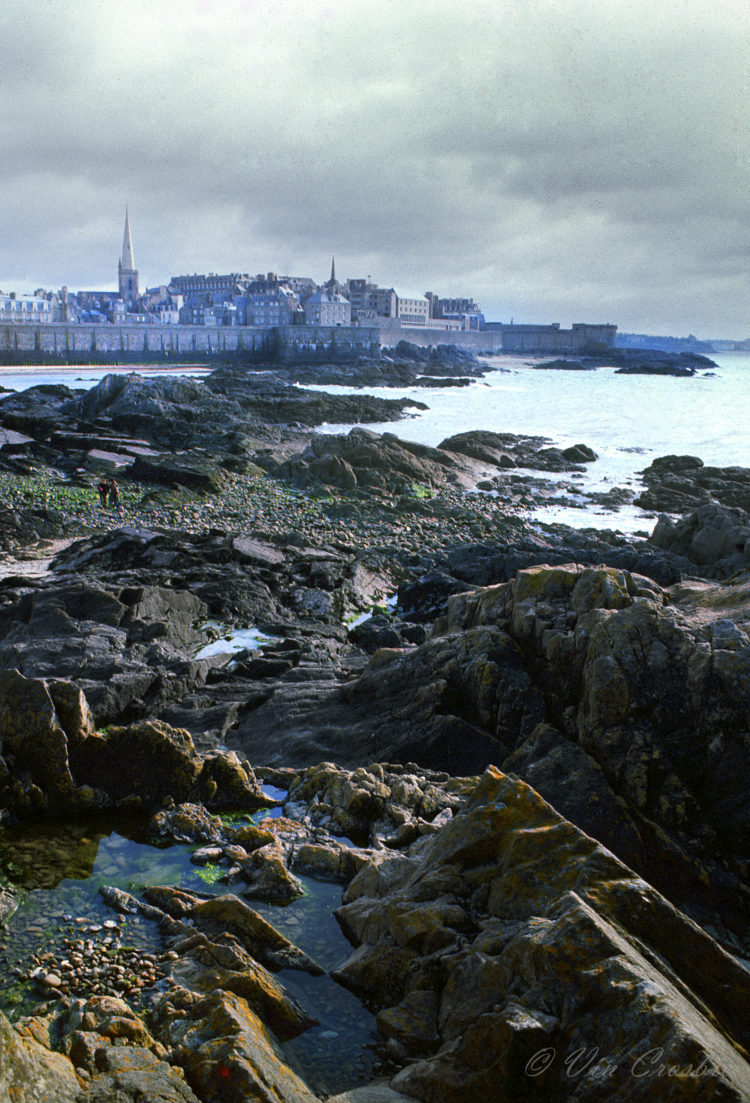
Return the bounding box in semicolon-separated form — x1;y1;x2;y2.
108;479;123;515
97;479;109;508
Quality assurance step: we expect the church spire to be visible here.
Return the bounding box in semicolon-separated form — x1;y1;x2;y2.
121;205;135;271
118;205;139;303
329;255;336;285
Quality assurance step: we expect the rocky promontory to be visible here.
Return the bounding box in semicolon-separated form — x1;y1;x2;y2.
535;348;717;375
1;365;750;1102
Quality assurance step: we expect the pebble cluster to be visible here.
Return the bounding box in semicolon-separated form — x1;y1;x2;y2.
2;914;176;1014
1;455;540;561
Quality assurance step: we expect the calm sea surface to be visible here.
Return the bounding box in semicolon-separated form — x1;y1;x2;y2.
311;351;750;533
2;352;748;533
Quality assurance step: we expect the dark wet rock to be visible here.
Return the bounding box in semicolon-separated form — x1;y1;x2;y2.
433;565;750;927
228;562;750;943
0;505;73;552
0;669;265;817
126;452;226;494
439;429;596;473
650;503;750;576
275;427;484;495
532;358;597;370
0;370;428;497
562;442;597;463
396;572;470;623
636;453;750;514
386;341;486;373
502;721;646;870
398;528;694;611
0;384;78;437
205;364;428;428
616;362;698;375
533;349;716;374
348;614;426;653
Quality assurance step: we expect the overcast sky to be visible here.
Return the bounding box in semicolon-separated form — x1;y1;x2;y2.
1;0;748;337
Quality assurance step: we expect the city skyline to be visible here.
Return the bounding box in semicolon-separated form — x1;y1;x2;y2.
1;0;749;338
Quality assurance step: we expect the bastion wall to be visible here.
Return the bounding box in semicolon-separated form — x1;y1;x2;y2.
0;323;276;359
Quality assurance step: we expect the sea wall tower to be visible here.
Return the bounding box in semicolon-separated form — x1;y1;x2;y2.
118;206;139;303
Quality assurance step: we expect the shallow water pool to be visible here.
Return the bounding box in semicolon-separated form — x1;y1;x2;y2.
0;811;380;1094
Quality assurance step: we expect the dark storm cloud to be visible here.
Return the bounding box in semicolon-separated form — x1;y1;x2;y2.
1;0;749;336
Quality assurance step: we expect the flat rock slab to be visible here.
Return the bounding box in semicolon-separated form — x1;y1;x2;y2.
327;1084;419;1103
231;535;286;566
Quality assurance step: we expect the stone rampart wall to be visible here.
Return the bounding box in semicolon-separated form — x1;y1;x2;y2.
375;319;502;352
0;323;275;361
275;325;381;363
0;320;616;364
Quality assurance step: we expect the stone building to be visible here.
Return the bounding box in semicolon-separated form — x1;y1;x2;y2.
0;293;56;324
302;259;352;326
345;279;398;321
302;288;351;327
169;272;251;306
397;295;430;325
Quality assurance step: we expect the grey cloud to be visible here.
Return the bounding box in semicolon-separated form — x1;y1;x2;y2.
1;0;749;336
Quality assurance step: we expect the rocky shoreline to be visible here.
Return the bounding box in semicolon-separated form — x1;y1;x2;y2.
1;357;750;1102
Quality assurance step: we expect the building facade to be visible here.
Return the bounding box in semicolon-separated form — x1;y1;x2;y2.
396;295;430;325
0;294;56;324
302;289;352;326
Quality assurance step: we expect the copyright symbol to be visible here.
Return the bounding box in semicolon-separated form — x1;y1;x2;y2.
525;1047;556;1077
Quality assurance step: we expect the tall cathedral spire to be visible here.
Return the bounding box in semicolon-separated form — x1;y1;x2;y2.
121;205;136;271
329;255;336;285
118;205;139;303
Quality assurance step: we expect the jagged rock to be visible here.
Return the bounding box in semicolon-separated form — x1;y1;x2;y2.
162;989;318;1103
78;720;200;809
0;884;16;923
0;669;80;809
650;502;750;575
79;1045;199;1102
334;768;750;1102
126;452;226;494
193;750;267;810
239;835;305;903
0;1009;81;1102
637;453;750;514
149;802;225;844
292;840;372;883
276;427;481;495
326;1085;420;1103
562;442;597;463
439;429;598;473
146;890;323;974
430;564;750;923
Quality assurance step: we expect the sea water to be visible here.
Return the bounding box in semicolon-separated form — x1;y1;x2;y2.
311;352;750;533
0;363;211;392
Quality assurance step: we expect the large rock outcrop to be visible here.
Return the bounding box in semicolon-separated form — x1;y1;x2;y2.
636;454;750;514
0;1009;82;1102
0;669;266;816
333;768;750;1102
231;562;750;945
